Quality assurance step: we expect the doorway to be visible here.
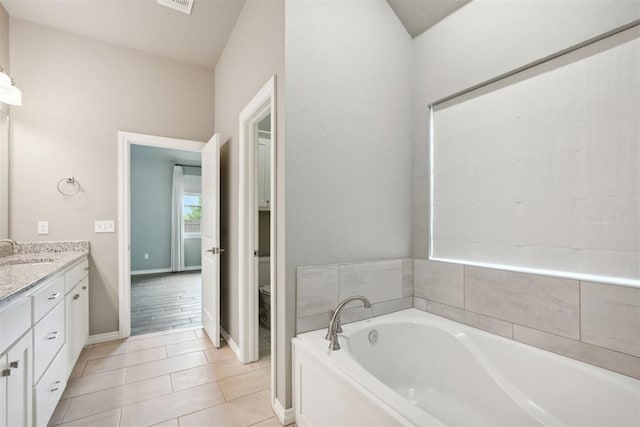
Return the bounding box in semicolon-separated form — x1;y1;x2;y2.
238;77;277;411
118;132;221;345
129;144;203;335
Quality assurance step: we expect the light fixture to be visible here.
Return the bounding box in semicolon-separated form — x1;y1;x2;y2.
0;84;22;106
0;66;10;88
0;64;22;106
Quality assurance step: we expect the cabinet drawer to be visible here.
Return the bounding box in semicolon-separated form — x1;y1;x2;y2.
32;275;65;324
33;302;65;382
0;296;31;354
64;258;89;294
34;344;67;427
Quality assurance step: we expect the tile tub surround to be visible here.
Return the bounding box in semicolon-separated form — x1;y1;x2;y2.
296;258;413;333
412;258;640;379
0;240;89;304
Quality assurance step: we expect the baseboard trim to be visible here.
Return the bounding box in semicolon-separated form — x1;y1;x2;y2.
86;331;121;345
131;268;172;276
220;327;242;361
273;398;295;425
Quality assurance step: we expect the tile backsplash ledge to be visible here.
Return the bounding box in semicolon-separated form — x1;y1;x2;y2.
413;258;640;380
296;258;413;334
296;257;639;380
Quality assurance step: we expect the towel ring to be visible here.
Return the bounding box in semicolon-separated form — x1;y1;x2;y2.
57;177;81;196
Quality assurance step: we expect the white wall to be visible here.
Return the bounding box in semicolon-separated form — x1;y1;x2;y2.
412;0;640;258
0;4;9;239
213;0;285;404
285;0;412;406
9;18;215;334
0;4;9;115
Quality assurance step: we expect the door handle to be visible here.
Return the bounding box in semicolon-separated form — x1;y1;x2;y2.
10;361;18;369
73;294;80;300
206;247;225;255
47;331;60;340
48;292;61;300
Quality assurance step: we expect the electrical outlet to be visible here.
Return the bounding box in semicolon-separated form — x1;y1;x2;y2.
95;220;116;233
144;253;149;260
37;221;49;235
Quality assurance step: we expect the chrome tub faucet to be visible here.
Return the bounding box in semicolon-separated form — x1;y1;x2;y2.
326;296;372;351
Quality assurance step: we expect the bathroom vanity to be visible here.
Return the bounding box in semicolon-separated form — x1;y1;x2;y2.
0;241;89;427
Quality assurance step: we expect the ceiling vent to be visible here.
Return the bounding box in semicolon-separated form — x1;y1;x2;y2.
157;0;195;15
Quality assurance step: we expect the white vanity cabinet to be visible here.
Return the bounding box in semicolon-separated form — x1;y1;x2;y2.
0;255;89;427
0;297;33;427
5;332;33;427
257;136;271;210
1;332;33;427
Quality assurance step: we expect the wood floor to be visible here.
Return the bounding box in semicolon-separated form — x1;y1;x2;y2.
48;327;281;427
131;272;202;336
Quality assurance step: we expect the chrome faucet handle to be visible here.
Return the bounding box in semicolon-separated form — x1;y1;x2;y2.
325;309;342;340
329;334;341;351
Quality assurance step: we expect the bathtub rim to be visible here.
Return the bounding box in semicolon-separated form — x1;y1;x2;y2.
294;308;640;426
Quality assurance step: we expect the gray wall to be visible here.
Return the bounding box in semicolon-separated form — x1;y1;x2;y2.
213;0;286;404
411;0;640;257
9;18;214;335
409;0;640;380
184;237;201;268
285;0;412;406
130;152;172;271
0;4;9;239
130;154;202;272
0;4;8;115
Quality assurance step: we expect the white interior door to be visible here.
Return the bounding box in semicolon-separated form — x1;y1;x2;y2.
201;133;221;348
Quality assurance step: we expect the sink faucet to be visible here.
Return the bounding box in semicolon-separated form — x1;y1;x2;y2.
326;296;372;351
0;239;17;246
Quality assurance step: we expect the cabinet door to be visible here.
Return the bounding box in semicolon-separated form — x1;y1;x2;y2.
0;354;7;427
6;332;32;427
71;288;82;363
78;278;89;355
64;277;89;379
64;291;75;377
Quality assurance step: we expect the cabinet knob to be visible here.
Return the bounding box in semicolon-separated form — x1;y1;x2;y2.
1;369;10;377
73;294;80;300
9;361;18;369
46;331;60;340
48;292;61;300
82;286;87;290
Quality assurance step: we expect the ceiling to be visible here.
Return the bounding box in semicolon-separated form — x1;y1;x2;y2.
387;0;471;38
1;0;246;69
0;0;469;70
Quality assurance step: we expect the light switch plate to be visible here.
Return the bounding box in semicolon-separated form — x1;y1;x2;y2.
37;221;48;235
95;220;115;233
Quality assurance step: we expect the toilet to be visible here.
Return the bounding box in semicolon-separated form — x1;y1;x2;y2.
259;285;271;328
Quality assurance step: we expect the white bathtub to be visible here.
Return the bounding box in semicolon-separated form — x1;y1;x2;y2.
292;309;639;426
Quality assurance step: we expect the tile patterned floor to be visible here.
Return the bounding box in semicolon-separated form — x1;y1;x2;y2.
131;272;202;336
49;327;282;427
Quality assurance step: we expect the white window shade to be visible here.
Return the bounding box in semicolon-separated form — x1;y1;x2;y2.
430;26;639;287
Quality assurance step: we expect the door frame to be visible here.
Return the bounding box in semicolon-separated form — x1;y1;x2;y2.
117;131;206;338
238;76;277;402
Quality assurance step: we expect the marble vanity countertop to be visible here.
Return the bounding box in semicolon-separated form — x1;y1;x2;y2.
0;241;90;306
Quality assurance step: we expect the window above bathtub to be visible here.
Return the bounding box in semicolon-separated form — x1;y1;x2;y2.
428;24;639;288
